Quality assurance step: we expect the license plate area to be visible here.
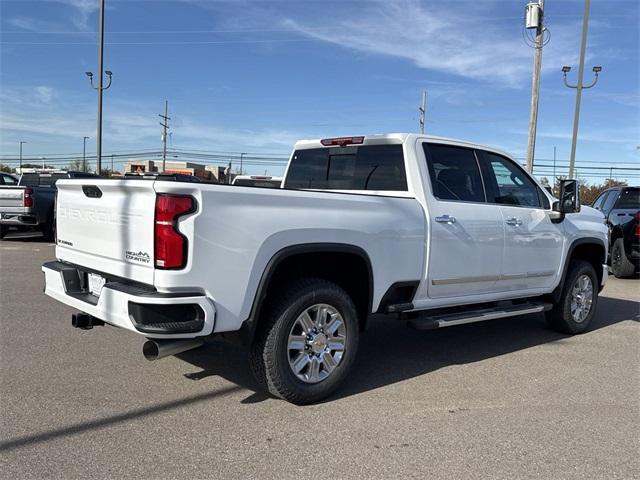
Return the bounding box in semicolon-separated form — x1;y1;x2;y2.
87;273;106;297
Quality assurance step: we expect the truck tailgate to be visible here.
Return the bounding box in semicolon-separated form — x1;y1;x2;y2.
0;187;25;211
55;179;157;285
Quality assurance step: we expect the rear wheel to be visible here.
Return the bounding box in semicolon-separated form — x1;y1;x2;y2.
545;260;598;334
0;224;7;240
610;238;636;278
249;278;359;405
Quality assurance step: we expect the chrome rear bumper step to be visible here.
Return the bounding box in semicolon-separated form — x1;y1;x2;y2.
407;302;552;330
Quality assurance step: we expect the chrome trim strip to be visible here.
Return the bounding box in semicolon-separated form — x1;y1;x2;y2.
432;270;555;285
525;270;556;278
431;275;499;285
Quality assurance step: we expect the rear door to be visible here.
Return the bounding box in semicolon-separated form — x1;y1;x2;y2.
421;143;504;298
55;179;157;284
477;150;563;291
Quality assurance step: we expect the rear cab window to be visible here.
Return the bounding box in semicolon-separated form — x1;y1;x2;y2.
614;188;639;209
284;144;407;191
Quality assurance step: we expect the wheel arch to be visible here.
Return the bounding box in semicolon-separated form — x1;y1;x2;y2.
551;238;606;302
239;243;374;345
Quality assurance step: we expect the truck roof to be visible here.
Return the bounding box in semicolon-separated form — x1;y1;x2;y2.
293;133;513;159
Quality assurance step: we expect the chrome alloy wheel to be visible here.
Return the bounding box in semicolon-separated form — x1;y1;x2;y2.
570;274;594;323
287;303;346;384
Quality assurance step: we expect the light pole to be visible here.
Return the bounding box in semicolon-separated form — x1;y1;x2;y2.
85;0;112;176
83;136;90;172
525;0;546;173
40;157;47;169
240;153;245;175
19;141;26;172
562;0;601;179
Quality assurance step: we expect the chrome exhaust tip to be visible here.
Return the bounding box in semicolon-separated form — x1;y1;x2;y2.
143;338;204;361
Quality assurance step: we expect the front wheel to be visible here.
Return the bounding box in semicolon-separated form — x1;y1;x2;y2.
249;278;359;405
545;260;598;334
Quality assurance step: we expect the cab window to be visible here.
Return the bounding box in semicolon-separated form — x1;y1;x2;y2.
591;191;610;211
423;144;485;203
477;151;542;208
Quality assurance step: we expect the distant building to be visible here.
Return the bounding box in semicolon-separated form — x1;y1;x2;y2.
124;159;231;183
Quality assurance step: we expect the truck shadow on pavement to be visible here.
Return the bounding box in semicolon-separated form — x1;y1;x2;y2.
178;295;639;404
0;297;636;453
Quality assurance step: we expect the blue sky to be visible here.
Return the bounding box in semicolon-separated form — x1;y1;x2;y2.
0;0;638;181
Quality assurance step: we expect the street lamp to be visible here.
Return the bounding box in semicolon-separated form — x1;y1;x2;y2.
85;0;112;176
83;136;90;172
40;157;47;169
561;0;601;179
19;141;26;172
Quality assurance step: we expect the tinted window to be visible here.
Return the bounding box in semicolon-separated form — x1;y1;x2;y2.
614;189;639;209
603;190;619;212
234;179;281;188
284;145;407;191
592;191;610;210
424;144;484;202
478;151;541;208
1;174;18;186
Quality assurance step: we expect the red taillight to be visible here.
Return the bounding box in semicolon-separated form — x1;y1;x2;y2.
635;211;640;237
320;136;365;147
154;195;194;269
23;188;33;208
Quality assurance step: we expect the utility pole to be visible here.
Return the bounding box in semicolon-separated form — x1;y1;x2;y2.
418;90;427;134
83;136;89;172
85;0;112;176
562;0;601;179
240;153;245;175
19;141;26;172
553;145;557;192
525;0;545;173
159;100;170;172
111;154;114;176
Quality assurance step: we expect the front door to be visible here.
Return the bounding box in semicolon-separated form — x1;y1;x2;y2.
420;143;505;299
477;150;564;291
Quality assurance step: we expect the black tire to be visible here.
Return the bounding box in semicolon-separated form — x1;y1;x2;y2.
610;238;636;278
545;260;598;334
0;224;7;240
42;209;55;242
249;278;359;405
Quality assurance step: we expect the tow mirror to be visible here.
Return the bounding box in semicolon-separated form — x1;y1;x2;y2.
558;179;580;213
550;179;580;223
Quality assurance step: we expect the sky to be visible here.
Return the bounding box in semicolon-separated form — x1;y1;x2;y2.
0;0;638;181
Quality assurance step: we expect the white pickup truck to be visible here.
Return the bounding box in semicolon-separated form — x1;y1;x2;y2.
43;134;608;404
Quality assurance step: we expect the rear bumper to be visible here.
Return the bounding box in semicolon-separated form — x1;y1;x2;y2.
0;212;40;226
42;261;216;339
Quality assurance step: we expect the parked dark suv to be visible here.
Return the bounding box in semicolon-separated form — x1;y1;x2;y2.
592;186;639;278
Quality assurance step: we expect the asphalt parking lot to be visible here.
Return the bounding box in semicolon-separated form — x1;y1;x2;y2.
1;239;638;479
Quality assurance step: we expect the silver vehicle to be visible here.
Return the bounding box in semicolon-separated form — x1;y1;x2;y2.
0;170;98;239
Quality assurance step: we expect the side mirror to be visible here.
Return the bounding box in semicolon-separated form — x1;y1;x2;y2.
554;179;581;214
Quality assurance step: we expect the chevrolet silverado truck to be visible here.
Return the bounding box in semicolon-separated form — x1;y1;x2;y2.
42;134;608;404
0;170;98;240
591;186;639;278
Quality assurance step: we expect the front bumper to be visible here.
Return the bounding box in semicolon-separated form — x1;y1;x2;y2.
601;263;608;290
42;261;216;339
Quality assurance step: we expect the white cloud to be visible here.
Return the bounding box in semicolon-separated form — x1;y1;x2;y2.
281;0;580;85
55;0;99;30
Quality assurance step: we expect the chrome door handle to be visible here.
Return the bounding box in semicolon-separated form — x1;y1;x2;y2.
435;215;456;224
506;217;522;226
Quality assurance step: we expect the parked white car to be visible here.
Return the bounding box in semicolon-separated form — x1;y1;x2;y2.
43;134;607;404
